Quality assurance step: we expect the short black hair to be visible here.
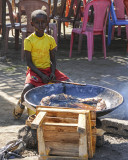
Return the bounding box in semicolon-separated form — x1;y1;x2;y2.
31;9;47;22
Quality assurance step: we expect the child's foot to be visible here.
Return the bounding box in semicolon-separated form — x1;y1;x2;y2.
13;99;25;119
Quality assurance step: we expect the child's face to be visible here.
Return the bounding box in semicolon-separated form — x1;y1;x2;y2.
31;14;48;36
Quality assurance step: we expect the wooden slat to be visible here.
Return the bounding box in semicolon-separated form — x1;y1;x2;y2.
96;129;105;136
79;133;88;159
39;155;83;159
47;112;78;118
92;135;96;154
86;112;94;158
44;131;79;143
31;112;47;129
22;101;36;112
78;114;88;158
37;107;90;114
49;150;79;157
36;106;79;118
43;122;78;127
77;114;86;134
43;125;77;132
90;111;96;120
91;120;96;128
44;116;78;123
37;126;46;156
45;141;79;153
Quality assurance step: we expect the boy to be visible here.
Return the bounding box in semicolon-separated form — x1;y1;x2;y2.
13;9;70;119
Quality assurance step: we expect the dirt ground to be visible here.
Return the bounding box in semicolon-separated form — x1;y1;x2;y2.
0;25;128;160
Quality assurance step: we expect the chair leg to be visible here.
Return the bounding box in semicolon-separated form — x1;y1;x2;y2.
127;41;128;53
57;20;61;42
78;34;83;53
87;33;93;61
63;22;65;38
117;26;121;37
15;29;19;50
49;23;58;51
107;22;113;46
102;33;106;59
111;26;115;40
92;36;94;56
69;32;75;58
126;25;128;41
21;32;26;61
4;27;10;53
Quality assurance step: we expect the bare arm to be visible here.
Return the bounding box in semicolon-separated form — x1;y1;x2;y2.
49;48;56;80
25;50;50;83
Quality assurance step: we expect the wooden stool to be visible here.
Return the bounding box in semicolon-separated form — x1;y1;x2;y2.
31;106;97;160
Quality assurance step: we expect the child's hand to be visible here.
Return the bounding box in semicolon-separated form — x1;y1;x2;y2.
50;73;56;81
41;74;50;84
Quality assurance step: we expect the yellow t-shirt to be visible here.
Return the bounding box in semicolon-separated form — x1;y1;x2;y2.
24;33;57;69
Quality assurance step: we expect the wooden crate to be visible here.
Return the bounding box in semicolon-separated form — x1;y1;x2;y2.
31;106;96;160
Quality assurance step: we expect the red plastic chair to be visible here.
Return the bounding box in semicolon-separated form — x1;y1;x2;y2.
4;0;26;54
69;0;111;61
54;0;82;41
18;0;58;61
112;0;128;40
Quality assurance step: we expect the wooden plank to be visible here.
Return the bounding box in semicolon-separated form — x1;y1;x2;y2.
91;127;97;135
78;114;88;158
92;135;96;154
43;122;78;127
31;112;47;129
49;150;79;157
44;131;79;143
37;107;90;114
37;126;46;156
79;133;88;159
43;125;77;132
91;120;97;135
45;141;79;153
44;116;78;123
96;129;105;136
47;112;78;118
39;155;84;160
86;112;94;158
36;106;79;118
90;111;96;120
77;114;86;134
22;101;36;112
91;120;96;128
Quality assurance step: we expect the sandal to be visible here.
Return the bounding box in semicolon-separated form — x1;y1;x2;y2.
13;99;25;119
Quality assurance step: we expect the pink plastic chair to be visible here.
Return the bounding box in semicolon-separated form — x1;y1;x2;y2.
69;0;111;61
112;0;128;40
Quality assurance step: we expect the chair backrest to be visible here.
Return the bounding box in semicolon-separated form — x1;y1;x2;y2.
18;0;50;33
114;0;125;19
82;0;111;32
6;0;15;27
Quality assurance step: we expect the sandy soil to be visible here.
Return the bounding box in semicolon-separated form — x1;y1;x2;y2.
0;25;128;159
